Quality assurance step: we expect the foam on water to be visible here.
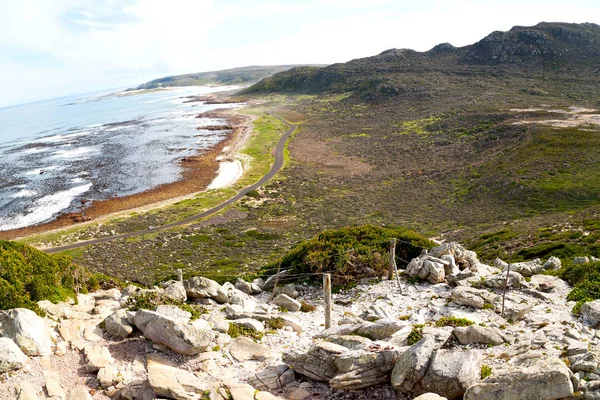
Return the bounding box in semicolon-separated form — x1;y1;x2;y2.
0;183;92;231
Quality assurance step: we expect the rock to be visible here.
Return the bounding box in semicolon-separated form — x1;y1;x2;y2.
418;349;481;400
147;353;209;400
391;336;436;392
483;271;528;289
93;299;121;317
45;376;66;399
235;318;265;332
98;365;121;389
278;314;303;334
84;324;104;342
249;365;296;391
330;348;401;390
235;279;254;295
252;278;265;290
94;288;122;301
229;289;258;312
206;313;230;333
67;386;93;400
105;309;135;338
58;319;85;342
453;325;504;345
581;300;600;326
494;258;508;269
429;242;479;269
502;298;534;321
0;308;52;356
504;260;543;277
229;336;274;362
135;309;216;355
155;305;192;322
263;270;289;290
283;341;347;381
451;287;496;309
55;341;67;356
414;394;448;400
279;283;299;299
0;337;27;373
162;281;187;302
425;260;446;284
543;256;562;270
463;356;573;400
355;319;405;340
184;276;228;303
574;256;590;265
273;294;302;312
325;335;373;350
224;381;257;400
441;254;459;276
14;382;38;400
84;345;113;372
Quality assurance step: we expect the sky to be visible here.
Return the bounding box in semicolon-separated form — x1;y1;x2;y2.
0;0;599;108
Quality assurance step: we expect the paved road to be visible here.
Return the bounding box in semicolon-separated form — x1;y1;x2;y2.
45;115;297;254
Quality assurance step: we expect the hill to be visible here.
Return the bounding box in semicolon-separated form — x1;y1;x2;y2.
27;22;600;288
129;65;326;90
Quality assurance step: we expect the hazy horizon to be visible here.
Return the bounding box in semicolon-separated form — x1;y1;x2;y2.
1;0;600;108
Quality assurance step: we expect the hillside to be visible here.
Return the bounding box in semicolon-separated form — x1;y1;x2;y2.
129;65;325;90
25;22;600;290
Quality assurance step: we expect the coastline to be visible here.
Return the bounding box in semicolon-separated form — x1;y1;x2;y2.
0;108;253;241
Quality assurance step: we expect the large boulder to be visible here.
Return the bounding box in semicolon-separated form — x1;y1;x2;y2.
502;260;543;277
391;336;437;392
104;310;134;338
0;337;27;373
0;308;52;356
229;336;274;362
283;341;347;381
184;276;228;303
483;271;528;289
543;256;561;270
429;242;479;270
451;287;496;309
161;280;187;302
273;294;301;312
330;348;401;390
134;309;216;355
463;356;573;400
417;349;481;400
453;326;504;346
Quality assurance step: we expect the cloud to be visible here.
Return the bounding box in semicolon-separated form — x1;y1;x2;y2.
0;0;599;106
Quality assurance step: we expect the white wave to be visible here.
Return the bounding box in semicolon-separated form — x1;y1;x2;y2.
32;130;91;144
11;189;37;198
24;166;60;176
0;183;92;231
22;147;50;154
71;177;86;183
51;146;98;159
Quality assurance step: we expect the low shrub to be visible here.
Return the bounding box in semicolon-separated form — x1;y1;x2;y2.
300;300;317;312
228;323;264;341
259;225;433;286
407;324;425;345
435;316;475;327
0;240;97;315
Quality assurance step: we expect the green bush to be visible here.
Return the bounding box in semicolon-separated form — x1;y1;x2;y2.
407;324;425;345
0;240;95;315
555;261;600;313
435;316;475;327
259;225;433;286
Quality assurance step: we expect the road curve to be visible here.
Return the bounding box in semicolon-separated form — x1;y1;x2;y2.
45;115;297;254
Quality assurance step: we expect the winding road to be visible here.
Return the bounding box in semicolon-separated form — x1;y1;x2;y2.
45;115;297;254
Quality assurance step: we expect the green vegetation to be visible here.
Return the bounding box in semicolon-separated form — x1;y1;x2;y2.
125;291;207;320
227;323;264;341
407;324;425;345
300;300;317;312
0;240;96;315
481;364;493;379
265;318;286;330
435;316;475;327
259;225;433;286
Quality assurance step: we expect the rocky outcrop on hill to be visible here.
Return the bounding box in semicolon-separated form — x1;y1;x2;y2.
3;243;600;399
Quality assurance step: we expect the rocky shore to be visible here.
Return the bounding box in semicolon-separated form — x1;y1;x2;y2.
0;109;250;242
2;242;600;399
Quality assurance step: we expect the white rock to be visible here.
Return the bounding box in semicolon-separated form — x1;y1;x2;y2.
0;308;52;356
0;337;27;373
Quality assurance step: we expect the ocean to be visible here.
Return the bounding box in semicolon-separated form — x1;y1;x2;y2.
0;86;241;231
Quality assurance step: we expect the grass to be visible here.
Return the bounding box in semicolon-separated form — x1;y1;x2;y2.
435;316;475;327
228;322;264;341
125;291;207;320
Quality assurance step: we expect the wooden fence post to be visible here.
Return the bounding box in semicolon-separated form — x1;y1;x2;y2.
324;273;332;329
177;269;183;283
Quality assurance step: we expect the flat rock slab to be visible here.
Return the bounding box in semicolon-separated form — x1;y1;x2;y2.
229;337;274;362
84;345;113;372
147;354;209;400
0;337;27;373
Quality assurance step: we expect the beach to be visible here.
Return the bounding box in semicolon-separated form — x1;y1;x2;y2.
0;105;253;240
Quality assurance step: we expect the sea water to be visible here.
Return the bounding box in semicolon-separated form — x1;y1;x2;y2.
0;86;240;231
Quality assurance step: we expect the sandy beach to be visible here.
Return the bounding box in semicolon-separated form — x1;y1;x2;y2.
0;108;253;241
